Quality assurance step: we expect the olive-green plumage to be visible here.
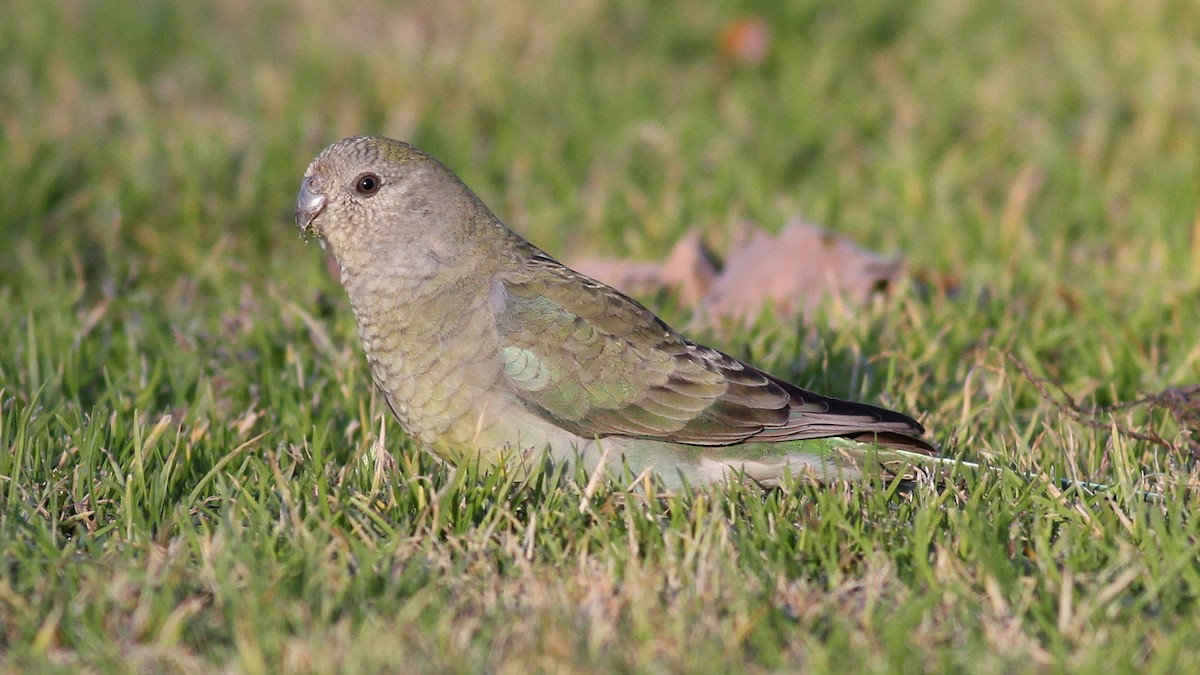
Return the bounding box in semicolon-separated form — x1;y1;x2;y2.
296;135;941;488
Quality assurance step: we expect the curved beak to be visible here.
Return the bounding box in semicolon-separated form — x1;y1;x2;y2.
295;175;327;236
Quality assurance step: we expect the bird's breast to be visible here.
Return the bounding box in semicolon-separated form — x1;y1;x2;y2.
344;271;513;450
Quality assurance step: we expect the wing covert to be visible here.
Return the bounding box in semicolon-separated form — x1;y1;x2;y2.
492;255;928;450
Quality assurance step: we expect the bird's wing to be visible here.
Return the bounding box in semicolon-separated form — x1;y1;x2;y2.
493;255;934;452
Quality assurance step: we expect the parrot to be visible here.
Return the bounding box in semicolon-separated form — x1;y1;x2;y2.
294;135;949;489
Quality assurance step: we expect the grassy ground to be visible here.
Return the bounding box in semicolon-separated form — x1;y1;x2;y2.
3;0;1200;671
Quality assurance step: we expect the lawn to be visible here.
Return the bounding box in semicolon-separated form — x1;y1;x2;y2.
2;0;1199;671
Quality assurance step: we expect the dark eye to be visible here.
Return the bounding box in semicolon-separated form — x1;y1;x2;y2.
354;172;381;196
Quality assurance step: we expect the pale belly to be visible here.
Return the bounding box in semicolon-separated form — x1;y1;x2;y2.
423;402;871;490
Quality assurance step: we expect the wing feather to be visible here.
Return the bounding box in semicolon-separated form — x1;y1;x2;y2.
493;255;932;453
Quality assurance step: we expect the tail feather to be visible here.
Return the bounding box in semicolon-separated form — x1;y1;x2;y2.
844;430;939;456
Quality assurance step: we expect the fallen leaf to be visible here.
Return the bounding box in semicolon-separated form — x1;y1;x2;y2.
659;230;720;305
703;219;903;325
568;258;666;298
718;16;770;66
571;231;719;303
570;218;905;327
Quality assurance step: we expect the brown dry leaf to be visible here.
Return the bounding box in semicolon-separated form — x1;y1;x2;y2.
570;231;718;303
659;230;720;305
702;219;904;326
570;219;905;327
567;258;667;298
718;16;770;66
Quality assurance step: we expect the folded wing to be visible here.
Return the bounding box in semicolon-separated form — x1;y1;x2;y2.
493;254;934;454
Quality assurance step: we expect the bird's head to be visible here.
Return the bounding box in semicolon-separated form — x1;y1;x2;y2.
296;135;491;277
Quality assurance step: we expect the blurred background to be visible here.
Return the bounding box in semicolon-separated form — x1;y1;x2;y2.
5;0;1198;296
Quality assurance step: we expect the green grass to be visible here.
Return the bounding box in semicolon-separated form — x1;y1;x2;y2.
2;0;1200;671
